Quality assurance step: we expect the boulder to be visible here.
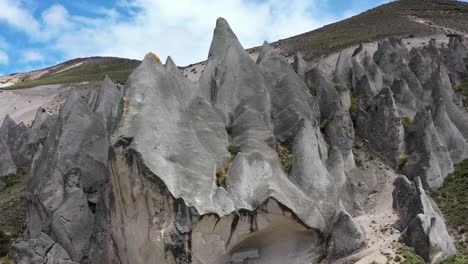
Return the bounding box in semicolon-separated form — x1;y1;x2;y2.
393;176;457;262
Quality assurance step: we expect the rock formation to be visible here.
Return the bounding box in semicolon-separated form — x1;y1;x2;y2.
393;176;457;262
4;17;467;264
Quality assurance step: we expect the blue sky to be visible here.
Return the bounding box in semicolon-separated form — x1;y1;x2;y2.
0;0;397;75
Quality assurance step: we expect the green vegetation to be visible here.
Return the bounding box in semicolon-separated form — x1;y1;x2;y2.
216;164;229;188
269;0;468;62
227;145;240;156
399;154;410;168
276;143;292;174
0;231;10;257
306;80;317;96
216;146;241;188
333;83;345;93
429;159;468;263
5;57;140;90
430;159;468;231
0;167;29;258
352;140;364;149
395;243;426;264
453;82;468;106
401;116;413;130
225;125;233;135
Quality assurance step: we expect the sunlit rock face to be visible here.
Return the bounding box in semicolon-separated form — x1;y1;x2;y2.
8;17;468;264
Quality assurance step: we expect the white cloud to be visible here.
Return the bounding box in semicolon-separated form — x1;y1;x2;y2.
41;4;72;37
21;50;44;63
0;50;9;64
0;0;339;66
50;0;336;65
0;0;40;36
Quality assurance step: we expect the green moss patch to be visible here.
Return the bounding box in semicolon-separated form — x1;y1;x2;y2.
276;143;292;174
216;146;241;188
401;116;412;130
306;80;317;96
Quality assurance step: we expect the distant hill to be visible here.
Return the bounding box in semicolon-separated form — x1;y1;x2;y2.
1;57;141;90
266;0;468;61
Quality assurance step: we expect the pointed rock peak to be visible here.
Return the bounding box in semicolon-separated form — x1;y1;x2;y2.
256;41;274;63
208;17;242;59
102;75;114;87
164;56;179;72
143;52;162;64
292;52;306;77
165;56;176;68
1;114;16;128
101;75;119;94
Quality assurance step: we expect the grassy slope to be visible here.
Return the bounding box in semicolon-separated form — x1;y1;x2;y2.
429;159;468;263
269;0;468;61
5;57;141;90
0;168;28;258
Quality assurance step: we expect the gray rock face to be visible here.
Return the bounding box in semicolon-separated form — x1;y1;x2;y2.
355;78;404;165
11;232;77;264
327;211;366;262
13;77;121;262
402;109;454;189
393;176;457;263
12;108;55;167
0;139;16;178
8;18;468;264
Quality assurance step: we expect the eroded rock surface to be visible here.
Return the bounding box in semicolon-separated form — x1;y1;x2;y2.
5;17;468;264
393;176;457;262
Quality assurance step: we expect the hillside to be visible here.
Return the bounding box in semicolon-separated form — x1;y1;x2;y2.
268;0;468;61
0;57;140;90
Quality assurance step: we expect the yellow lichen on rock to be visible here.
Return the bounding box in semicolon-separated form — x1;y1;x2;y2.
144;52;162;64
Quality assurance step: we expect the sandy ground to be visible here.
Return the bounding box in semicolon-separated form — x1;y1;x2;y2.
0;82;98;126
337;149;402;264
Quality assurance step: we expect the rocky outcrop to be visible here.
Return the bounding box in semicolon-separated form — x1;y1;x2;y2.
11;232;78;264
355;78;404;165
0;139;16;178
327;211;366;262
11;76;122;263
6;17;468;264
402;109;454;189
393;176;457;263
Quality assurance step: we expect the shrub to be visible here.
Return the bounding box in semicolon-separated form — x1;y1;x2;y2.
399;154;409;167
216;146;241;188
216;165;228;188
227;145;240;155
430;159;468;236
333;83;345;93
276;143;292;174
353;140;364;149
0;231;10;257
306;80;317;96
401;116;412;130
225;125;233;135
395;243;425;264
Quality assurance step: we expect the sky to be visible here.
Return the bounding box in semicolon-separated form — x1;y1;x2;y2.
0;0;398;75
